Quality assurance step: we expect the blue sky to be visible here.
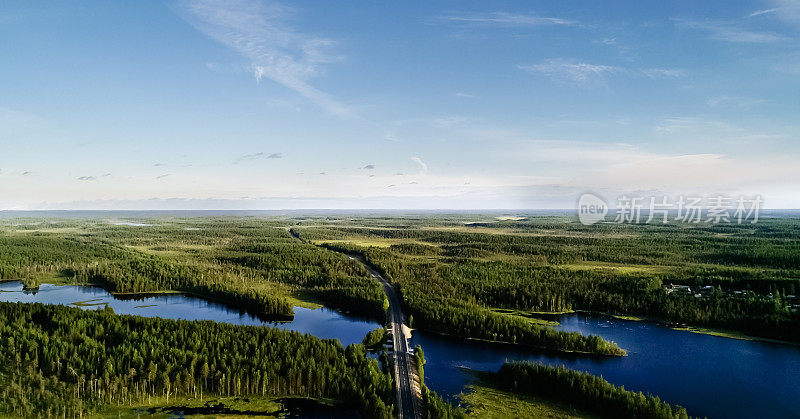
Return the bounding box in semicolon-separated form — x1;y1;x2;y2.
1;0;799;209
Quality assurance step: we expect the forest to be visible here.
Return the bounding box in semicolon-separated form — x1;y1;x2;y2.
318;241;625;355
292;216;800;343
492;361;689;419
2;214;798;418
0;302;394;418
0;219;388;321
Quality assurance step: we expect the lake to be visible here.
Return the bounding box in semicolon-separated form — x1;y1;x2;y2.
3;281;799;418
0;281;379;347
411;313;800;419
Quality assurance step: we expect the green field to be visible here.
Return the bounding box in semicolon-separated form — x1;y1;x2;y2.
461;383;595;419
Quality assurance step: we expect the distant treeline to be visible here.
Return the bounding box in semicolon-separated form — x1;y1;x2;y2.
295;221;800;272
494;361;689;419
298;220;800;342
0;302;394;418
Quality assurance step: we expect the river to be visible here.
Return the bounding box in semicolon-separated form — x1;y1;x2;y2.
411;313;800;419
2;282;798;418
0;281;379;347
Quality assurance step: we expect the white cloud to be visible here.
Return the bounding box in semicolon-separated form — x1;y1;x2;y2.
5;137;800;209
706;95;767;110
653;116;780;143
233;151;283;164
519;60;685;83
765;1;800;25
505;138;800;205
774;60;800;74
520;140;657;164
439;11;575;27
655;116;728;133
0;108;56;139
518;59;618;82
749;8;779;17
432;116;470;128
411;157;428;174
178;0;350;116
641;68;685;78
674;18;788;43
583;153;800;196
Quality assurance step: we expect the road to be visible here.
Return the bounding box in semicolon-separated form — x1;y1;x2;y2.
288;230;420;418
347;253;420;419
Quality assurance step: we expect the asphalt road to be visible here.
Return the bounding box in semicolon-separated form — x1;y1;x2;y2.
289;230;420;418
349;254;420;419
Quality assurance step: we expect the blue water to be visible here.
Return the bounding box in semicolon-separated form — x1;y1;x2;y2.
0;281;379;347
411;313;800;419
4;281;799;418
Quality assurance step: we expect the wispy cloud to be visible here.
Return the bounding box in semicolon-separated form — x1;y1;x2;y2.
432;116;470;128
674;18;788;43
411;156;428;174
749;8;779;17
768;0;800;26
518;59;618;82
641;68;685;79
383;131;400;143
653;116;784;144
233;151;282;164
156;174;171;180
706;95;767;110
774;58;800;74
519;59;684;82
77;176;96;181
178;0;350;116
439;11;576;27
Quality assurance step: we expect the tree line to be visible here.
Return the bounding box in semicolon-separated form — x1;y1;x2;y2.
0;302;394;418
494;361;689;419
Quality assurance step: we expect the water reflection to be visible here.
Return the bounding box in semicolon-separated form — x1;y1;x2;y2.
411;313;800;419
4;281;798;418
0;281;379;347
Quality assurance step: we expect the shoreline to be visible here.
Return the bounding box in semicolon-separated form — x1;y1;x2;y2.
603;312;799;347
416;326;627;357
